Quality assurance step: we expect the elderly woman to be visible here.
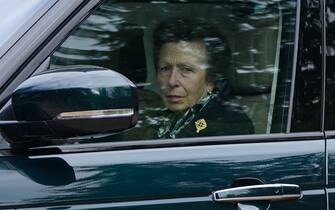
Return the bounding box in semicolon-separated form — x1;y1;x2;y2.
153;17;254;138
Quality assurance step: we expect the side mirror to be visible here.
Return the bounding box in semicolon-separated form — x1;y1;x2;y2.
0;66;138;147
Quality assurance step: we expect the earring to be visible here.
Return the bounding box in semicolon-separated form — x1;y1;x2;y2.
207;89;212;95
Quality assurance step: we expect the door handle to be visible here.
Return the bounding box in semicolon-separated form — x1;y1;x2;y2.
212;183;302;203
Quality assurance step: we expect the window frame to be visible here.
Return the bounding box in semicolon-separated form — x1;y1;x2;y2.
0;0;325;154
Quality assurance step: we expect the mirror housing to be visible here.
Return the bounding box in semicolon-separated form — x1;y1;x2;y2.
0;66;138;146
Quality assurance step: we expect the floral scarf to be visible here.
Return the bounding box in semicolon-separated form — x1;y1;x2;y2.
157;92;217;139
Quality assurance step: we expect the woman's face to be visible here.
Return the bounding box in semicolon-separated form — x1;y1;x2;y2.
157;41;214;112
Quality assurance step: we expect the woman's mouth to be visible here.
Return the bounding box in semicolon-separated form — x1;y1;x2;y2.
166;95;183;103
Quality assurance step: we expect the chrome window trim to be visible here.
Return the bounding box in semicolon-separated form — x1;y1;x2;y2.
287;0;301;132
322;0;327;190
266;4;283;134
324;131;335;139
54;132;326;154
0;132;323;156
321;0;326;132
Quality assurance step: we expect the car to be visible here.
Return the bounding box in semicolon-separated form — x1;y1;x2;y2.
0;0;333;209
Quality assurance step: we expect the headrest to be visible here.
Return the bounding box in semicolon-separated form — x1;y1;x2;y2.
226;11;280;95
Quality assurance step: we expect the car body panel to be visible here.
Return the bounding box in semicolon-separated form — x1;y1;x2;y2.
0;0;330;209
0;139;325;209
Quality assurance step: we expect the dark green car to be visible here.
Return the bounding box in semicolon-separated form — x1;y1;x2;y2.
0;0;334;209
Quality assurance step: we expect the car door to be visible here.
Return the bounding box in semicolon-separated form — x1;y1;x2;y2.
0;138;324;210
0;0;327;210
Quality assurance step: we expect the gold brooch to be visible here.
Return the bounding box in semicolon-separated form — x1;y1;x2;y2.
195;118;207;133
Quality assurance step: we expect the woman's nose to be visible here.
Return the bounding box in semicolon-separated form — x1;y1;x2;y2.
167;68;180;87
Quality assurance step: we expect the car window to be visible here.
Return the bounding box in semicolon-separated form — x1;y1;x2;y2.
48;0;297;142
326;0;335;131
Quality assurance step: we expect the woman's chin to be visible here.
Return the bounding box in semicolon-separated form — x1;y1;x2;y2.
166;103;188;113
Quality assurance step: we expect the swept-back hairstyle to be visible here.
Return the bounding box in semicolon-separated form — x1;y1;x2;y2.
153;17;232;84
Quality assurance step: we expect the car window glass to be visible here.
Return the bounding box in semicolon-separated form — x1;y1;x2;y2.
290;0;322;132
48;0;297;142
326;0;335;130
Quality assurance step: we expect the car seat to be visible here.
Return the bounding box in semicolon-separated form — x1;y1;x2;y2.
226;6;282;134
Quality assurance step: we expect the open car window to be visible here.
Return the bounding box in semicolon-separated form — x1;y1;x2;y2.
48;0;297;142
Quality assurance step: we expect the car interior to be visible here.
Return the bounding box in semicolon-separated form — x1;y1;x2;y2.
49;0;293;139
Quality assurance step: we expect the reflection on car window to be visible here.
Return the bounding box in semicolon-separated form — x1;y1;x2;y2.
153;17;254;138
50;0;297;141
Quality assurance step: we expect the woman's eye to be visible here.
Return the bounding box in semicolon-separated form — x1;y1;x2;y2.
181;66;194;73
159;66;168;72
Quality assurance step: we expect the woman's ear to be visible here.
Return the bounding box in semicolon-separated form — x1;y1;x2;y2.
207;82;214;94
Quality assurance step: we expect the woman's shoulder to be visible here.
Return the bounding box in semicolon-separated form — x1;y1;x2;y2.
192;86;255;136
